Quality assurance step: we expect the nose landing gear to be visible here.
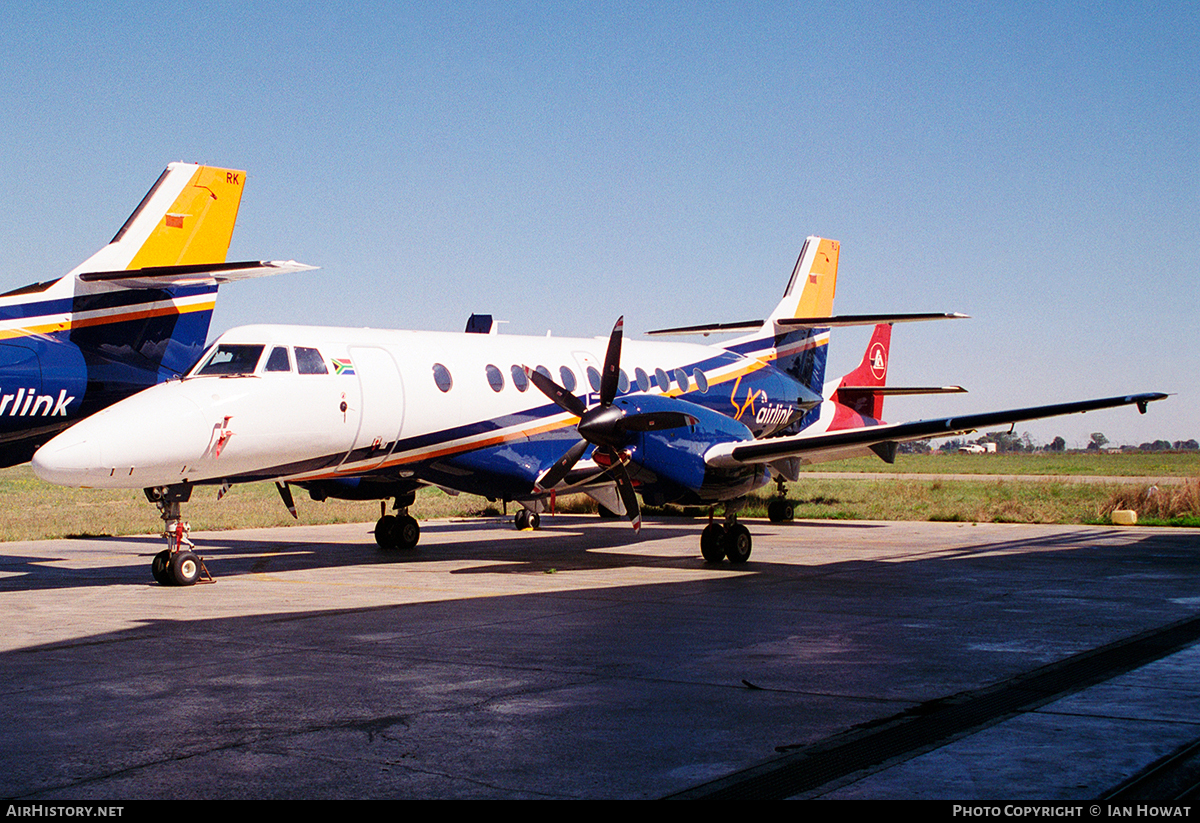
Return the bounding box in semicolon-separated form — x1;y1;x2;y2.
146;485;212;586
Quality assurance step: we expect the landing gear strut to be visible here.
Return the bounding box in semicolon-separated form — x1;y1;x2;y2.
375;493;420;550
146;485;211;586
767;476;794;523
699;503;752;565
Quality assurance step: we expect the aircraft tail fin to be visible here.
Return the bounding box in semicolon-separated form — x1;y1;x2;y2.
823;323;967;431
729;236;840;403
828;322;891;421
69;163;246;276
766;236;840;327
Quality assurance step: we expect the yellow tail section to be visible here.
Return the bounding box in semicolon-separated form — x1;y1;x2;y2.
69;163;247;278
126;166;246;268
767;236;840;323
793;237;838;317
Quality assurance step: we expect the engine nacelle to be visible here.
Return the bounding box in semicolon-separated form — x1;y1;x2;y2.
614;394;766;504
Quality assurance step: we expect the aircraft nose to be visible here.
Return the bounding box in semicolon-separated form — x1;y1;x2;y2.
33;390;208;487
31;435;103;486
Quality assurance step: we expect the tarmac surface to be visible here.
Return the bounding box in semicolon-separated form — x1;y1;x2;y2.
1;515;1198;800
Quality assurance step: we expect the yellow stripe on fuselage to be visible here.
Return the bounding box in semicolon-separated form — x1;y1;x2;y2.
0;297;216;342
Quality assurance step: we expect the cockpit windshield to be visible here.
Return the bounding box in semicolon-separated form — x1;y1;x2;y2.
194;344;265;376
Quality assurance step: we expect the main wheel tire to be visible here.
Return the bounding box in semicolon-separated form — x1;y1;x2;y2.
528;512;541;530
375;515;397;549
723;524;752;565
151;550;172;585
768;500;795;522
514;509;529;530
396;515;420;549
700;523;726;563
170;550;201;586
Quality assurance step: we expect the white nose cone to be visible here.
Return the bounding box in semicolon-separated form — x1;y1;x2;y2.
33;387;209;488
31;434;103;486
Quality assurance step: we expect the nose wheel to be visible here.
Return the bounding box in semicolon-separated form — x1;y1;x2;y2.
146;485;212;586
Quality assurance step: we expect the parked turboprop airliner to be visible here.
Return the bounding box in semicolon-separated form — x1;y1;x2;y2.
31;237;1165;585
0;162;312;467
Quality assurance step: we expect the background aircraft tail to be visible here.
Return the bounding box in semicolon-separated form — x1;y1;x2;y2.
61;163;249;393
827;322;891;422
70;162;246;276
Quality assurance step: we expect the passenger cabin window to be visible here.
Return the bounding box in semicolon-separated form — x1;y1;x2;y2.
693;368;709;393
295;347;328;375
587;366;601;393
265;347;291;372
486;364;505;392
559;366;577;392
511;365;529;392
196;344;264;376
654;368;670;392
433;363;453;393
674;368;690;392
634;368;650;392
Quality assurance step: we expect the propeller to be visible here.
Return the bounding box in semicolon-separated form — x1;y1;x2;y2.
525;316;696;532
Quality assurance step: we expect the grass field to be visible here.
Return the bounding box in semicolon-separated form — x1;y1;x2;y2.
1;452;1197;542
797;451;1200;476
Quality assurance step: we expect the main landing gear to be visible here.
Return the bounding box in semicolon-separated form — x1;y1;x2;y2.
146;485;211;586
514;509;541;530
700;503;753;565
375;493;420;550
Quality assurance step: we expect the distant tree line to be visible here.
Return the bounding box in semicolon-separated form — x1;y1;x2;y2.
912;431;1199;454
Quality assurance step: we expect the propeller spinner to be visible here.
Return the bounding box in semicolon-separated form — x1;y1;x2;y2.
525;317;696;532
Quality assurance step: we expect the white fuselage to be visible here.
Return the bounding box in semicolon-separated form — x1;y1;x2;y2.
31;323;788;491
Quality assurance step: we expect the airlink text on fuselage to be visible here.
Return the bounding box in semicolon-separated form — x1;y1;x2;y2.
0;389;73;418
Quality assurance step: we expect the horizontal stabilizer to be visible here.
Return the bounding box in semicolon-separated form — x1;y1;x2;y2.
705;393;1168;467
777;312;968;329
646;312;967;336
645;319;763;337
838;386;967;396
78;259;316;289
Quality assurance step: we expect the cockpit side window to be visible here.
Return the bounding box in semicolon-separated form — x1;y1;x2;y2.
295;347;329;375
195;344;265;376
264;346;291;373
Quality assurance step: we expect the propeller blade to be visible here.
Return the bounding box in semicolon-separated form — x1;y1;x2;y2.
525;366;587;418
599;316;624;406
610;459;641;533
534;438;589;492
618;411;698;432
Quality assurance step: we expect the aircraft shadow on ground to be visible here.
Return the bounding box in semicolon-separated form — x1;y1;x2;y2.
1;524;1198;799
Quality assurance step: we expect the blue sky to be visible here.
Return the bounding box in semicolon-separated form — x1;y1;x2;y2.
1;2;1195;447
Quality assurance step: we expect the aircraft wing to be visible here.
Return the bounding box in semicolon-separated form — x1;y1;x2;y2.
77;259;315;289
704;393;1168;467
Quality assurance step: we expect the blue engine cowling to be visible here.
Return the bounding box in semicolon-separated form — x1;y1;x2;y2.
613;394;768;505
